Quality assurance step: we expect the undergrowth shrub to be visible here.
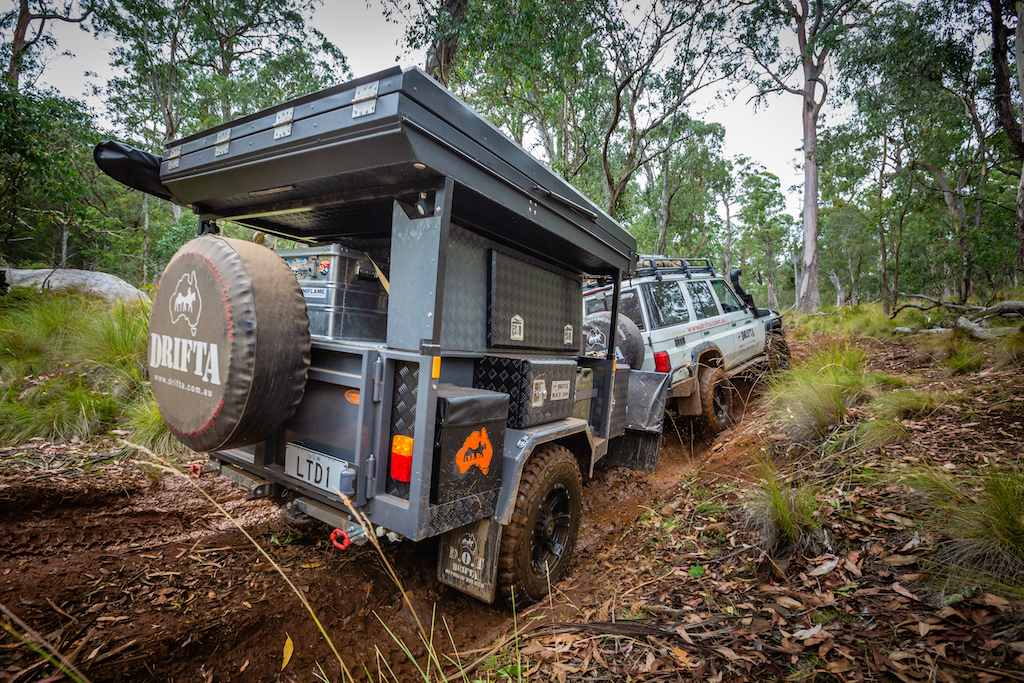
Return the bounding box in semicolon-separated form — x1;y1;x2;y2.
906;465;1024;600
792;304;897;340
77;300;151;395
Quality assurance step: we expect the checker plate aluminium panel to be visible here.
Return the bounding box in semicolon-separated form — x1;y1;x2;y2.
487;249;581;353
474;356;577;429
387;361;419;497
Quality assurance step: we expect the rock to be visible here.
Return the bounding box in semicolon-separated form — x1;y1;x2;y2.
2;267;150;304
892;327;913;334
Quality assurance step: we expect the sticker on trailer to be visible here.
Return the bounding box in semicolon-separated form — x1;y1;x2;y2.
564;324;573;345
302;287;327;299
550;380;571;401
318;258;331;277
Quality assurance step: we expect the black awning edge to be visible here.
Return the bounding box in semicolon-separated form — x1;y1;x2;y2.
94;140;176;203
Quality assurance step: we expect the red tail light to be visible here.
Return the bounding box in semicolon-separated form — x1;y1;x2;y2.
654;351;670;373
390;435;413;482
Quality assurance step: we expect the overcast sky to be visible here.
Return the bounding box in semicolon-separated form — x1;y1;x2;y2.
35;2;808;216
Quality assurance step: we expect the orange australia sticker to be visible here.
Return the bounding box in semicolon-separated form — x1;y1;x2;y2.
345;389;360;405
456;428;493;475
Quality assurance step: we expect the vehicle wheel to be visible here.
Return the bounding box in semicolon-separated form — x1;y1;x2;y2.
581;311;646;368
699;366;733;434
497;445;583;608
768;334;791;372
148;235;311;452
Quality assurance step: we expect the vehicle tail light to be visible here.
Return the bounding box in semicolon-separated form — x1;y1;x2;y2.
654;351;671;374
390;435;413;482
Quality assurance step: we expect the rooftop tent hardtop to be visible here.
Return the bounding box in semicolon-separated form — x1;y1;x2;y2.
158;67;636;276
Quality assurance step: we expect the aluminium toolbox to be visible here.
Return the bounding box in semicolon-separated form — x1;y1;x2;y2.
279;244;388;343
474;356;576;429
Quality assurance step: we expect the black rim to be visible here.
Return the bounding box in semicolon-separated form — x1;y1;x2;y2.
531;485;572;576
713;382;731;421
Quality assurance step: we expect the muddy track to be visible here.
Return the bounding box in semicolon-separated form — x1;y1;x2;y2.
0;421;727;682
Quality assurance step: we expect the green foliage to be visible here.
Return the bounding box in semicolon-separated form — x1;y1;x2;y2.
0;289;97;379
743;456;821;554
944;342;984;375
792;305;898;340
851;418;909;450
767;344;872;444
76;300;152;396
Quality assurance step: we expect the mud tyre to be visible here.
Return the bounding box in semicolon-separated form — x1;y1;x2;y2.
148;235;311;452
581;311;645;368
699;366;733;434
768;334;791;373
498;445;583;608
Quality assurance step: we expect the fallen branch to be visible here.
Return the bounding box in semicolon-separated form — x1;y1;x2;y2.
956;316;996;341
890;294;982;319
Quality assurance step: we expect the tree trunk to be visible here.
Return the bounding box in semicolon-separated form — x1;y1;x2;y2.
828;270;845;308
721;192;733;275
797;79;821;312
7;0;31;89
1016;2;1024;283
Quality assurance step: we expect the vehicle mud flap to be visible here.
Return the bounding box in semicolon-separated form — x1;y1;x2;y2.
604;429;662;473
437;517;502;603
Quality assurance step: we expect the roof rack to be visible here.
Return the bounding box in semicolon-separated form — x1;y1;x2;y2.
635;255;716;278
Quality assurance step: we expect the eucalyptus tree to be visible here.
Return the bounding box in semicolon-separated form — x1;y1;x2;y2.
839;1;1001;303
1;0;94;90
187;0;348;126
596;0;730;219
731;0;880;313
987;0;1024;282
736;163;791;308
641;117;728;257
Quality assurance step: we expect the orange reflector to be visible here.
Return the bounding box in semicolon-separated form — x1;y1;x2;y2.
390;435;414;482
432;356;441;379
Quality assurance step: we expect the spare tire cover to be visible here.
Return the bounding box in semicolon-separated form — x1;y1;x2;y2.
582;311;646;369
148;235;311;451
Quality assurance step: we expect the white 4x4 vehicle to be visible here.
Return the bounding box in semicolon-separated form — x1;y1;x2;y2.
582;256;788;433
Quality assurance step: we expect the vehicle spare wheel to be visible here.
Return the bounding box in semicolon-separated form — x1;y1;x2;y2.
148;235;311;452
581;311;645;368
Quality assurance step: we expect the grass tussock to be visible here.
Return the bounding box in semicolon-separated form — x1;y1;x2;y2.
998;331;1024;367
0;287;158;448
868;389;948;421
743;457;822;555
123;395;191;458
906;465;1024;600
767;344;874;444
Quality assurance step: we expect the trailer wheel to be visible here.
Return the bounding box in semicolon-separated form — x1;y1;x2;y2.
498;445;582;608
148;235;310;452
768;334;791;372
699;366;733;434
582;311;645;368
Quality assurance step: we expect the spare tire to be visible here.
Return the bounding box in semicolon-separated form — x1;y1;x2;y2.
581;311;646;369
148;235;311;452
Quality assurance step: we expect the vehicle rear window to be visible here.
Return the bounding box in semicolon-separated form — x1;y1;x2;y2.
585;288;646;331
711;280;743;313
686;281;720;319
645;281;690;329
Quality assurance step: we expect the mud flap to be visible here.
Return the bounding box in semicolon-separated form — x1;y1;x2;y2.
437;517;502;603
604;429;663;473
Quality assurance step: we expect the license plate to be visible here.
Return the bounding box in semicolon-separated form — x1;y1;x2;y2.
284;443;345;496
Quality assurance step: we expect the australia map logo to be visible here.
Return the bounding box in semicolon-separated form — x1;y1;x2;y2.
169;271;203;337
456;428;493;475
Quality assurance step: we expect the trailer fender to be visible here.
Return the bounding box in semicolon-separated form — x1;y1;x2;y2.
494;418;593;525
